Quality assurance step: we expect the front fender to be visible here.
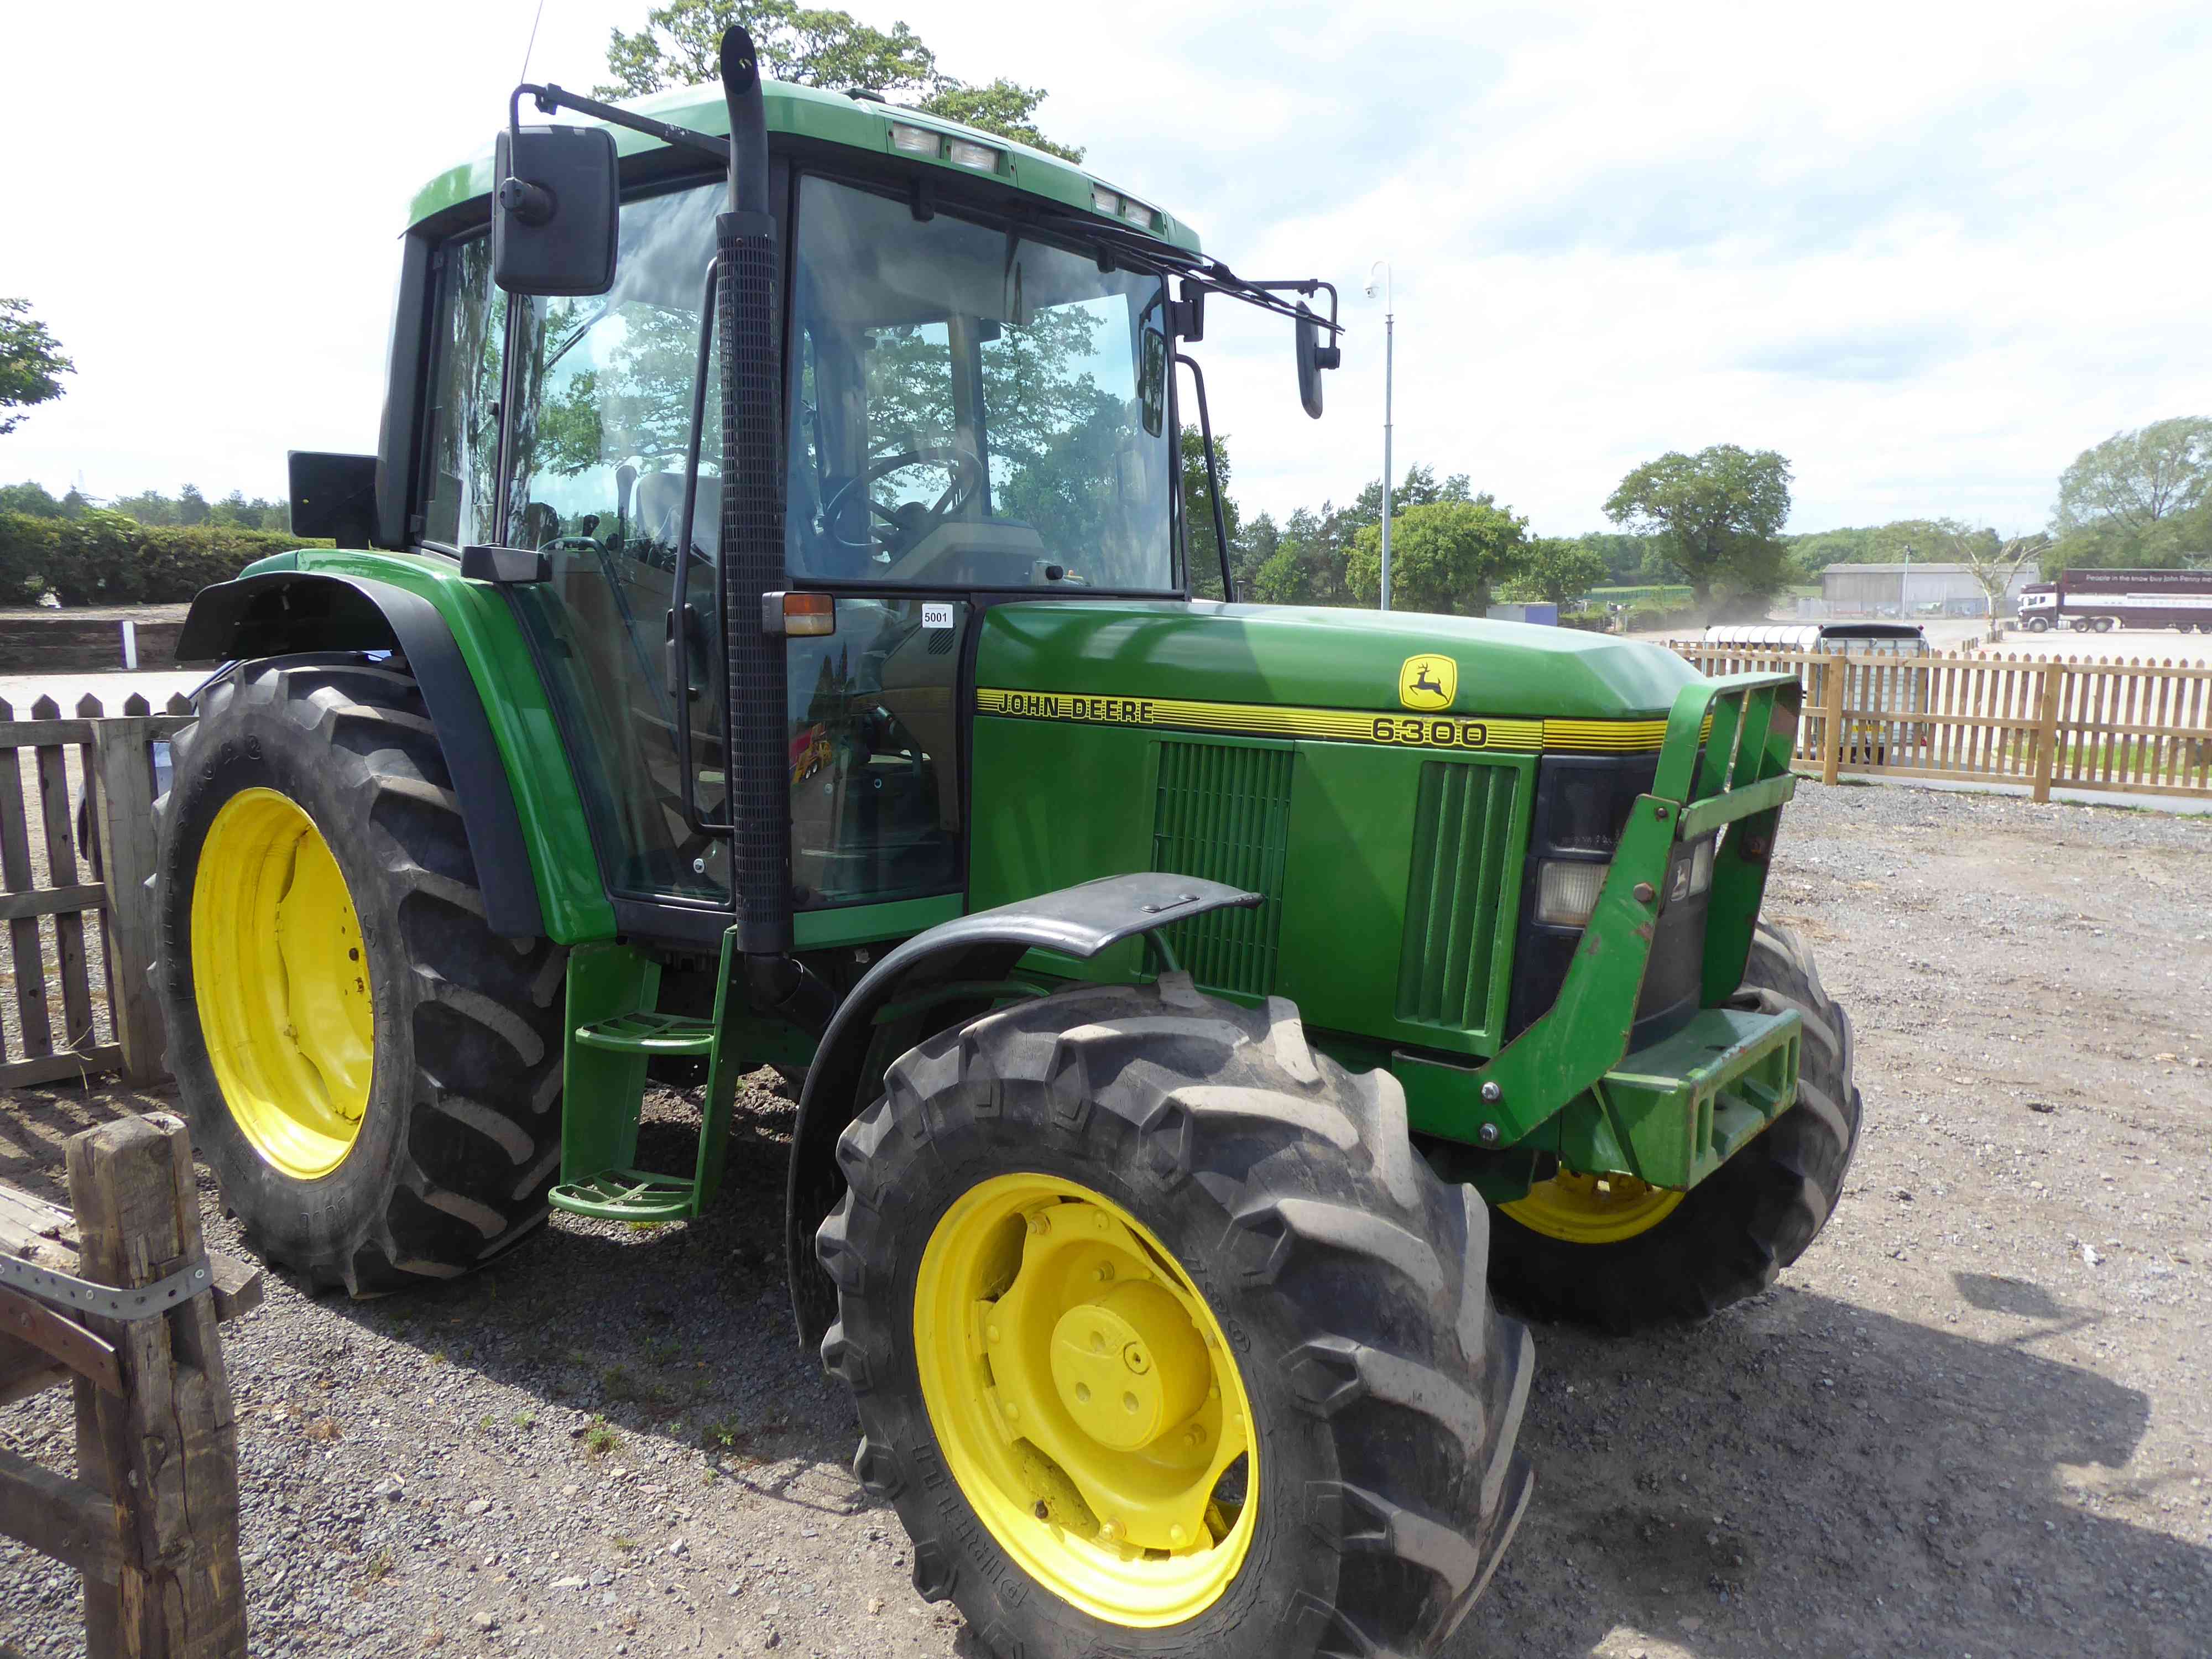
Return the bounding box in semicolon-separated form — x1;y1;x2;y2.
783;872;1260;1346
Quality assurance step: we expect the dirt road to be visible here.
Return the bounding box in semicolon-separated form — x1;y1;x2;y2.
3;779;2208;1658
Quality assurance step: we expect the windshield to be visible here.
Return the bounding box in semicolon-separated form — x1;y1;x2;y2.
786;175;1178;591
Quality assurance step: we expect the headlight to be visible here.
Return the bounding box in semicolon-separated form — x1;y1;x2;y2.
1536;859;1608;927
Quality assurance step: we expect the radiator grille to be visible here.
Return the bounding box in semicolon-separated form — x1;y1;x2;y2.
1397;760;1520;1030
1150;741;1292;998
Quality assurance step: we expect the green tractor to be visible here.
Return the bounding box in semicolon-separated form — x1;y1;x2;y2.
154;30;1859;1658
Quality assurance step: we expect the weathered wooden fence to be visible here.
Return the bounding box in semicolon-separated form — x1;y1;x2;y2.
2;1113;258;1657
0;693;193;1089
1673;645;2212;802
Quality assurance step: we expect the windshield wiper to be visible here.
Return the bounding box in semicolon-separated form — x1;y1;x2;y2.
1027;209;1342;338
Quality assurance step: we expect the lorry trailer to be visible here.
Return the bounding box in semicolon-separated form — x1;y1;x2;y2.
2017;568;2212;633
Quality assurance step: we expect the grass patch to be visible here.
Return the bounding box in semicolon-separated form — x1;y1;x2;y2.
583;1416;620;1457
511;1410;536;1431
611;1535;638;1553
364;1548;395;1582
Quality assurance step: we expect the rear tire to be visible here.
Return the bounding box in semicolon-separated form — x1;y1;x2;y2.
819;977;1532;1657
153;656;567;1294
1482;920;1861;1332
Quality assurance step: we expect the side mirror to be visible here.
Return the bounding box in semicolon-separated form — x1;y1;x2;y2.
1295;304;1341;420
493;124;619;296
1137;324;1167;437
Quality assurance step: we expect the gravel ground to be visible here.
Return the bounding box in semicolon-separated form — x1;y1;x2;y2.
3;780;2209;1659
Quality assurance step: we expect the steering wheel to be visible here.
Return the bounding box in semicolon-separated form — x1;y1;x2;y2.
818;445;983;554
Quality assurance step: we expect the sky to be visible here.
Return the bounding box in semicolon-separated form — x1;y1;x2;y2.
4;0;2209;536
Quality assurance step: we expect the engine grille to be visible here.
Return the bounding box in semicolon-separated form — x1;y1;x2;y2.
1397;760;1522;1032
1150;740;1292;998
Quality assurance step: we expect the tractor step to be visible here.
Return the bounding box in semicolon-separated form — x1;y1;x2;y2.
548;1168;699;1222
572;1010;716;1055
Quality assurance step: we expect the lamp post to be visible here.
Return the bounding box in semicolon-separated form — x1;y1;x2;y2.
1365;260;1394;611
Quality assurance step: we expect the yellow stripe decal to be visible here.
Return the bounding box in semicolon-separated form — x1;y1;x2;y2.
977;688;1678;755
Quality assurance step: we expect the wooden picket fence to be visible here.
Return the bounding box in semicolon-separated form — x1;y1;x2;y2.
0;692;194;1089
1674;646;2212;802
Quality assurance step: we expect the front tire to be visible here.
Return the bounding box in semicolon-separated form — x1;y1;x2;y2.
153;656;567;1294
1484;920;1861;1332
818;977;1532;1657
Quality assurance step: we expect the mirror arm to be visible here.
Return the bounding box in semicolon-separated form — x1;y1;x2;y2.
510;82;732;165
1175;353;1235;603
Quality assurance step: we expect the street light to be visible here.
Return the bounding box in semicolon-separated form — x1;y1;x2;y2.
1365;260;1394;611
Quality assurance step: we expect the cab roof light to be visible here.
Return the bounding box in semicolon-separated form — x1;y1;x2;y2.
889;122;940;158
1118;195;1157;231
946;137;1003;174
1091;186;1121;217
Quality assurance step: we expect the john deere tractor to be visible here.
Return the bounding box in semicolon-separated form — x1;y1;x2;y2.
155;30;1859;1658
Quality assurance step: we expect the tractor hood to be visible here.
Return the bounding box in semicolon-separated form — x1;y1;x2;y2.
975;600;1703;722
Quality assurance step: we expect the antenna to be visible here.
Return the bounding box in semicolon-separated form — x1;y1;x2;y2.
518;0;547;84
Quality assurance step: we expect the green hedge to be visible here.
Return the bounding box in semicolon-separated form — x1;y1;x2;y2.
1621;602;1702;633
0;510;327;606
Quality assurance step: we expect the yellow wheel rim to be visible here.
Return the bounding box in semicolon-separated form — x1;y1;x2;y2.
1503;1168;1684;1244
190;789;374;1180
914;1173;1258;1627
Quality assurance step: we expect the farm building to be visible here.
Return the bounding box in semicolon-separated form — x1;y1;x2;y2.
1818;561;2039;617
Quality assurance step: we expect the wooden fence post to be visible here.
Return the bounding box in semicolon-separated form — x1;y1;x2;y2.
89;706;166;1082
2031;660;2067;804
1820;655;1846;786
65;1113;247;1658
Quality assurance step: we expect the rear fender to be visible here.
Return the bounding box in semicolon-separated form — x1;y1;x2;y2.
783;873;1260;1346
176;570;544;939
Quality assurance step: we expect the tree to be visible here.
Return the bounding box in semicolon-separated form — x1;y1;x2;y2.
2048;417;2211;570
1938;523;2048;632
1250;538;1312;604
2053;418;2210;538
0;299;73;437
600;0;1082;160
1181;427;1241;599
0;480;66;518
1504;537;1608;607
1235;509;1280;598
1604;445;1792;609
1346;496;1528;616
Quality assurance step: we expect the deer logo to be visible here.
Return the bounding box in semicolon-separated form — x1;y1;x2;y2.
1398;654;1458;711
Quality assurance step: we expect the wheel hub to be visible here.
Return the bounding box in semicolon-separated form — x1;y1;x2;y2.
914;1175;1258;1626
191;789;374;1180
1503;1166;1684;1244
1048;1280;1211;1452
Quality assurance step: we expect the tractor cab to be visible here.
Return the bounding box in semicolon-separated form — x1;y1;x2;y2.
408;86;1213;950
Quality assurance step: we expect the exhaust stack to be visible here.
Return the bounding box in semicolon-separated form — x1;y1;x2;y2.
714;28;792;972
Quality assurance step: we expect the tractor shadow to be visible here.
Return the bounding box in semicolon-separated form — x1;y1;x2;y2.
1453;1280;2210;1659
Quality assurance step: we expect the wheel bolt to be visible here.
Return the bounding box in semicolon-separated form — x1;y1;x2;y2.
1001;1400;1019;1421
1099;1518;1124;1542
1093;1263;1114;1282
1185;1425;1206;1448
1027;1212;1050;1236
986;1324;1001;1344
1168;1524;1187;1546
1075;1383;1091;1403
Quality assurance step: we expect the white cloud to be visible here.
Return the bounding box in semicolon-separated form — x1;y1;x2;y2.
3;0;2206;538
